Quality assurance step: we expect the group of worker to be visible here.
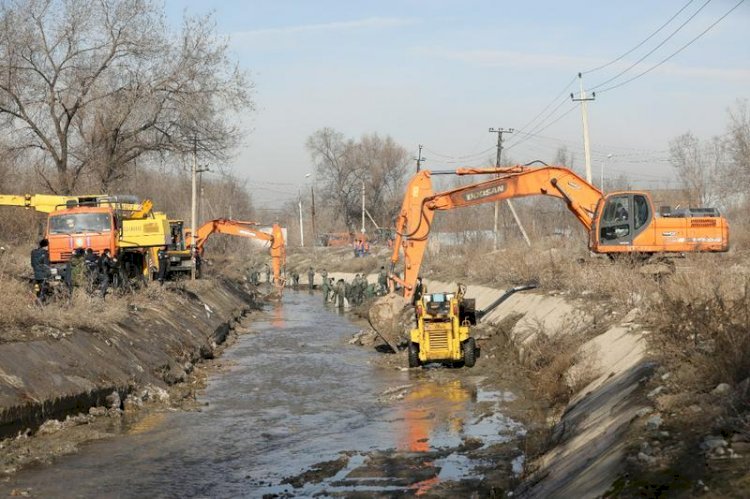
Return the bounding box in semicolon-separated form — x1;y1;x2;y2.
31;239;117;303
247;264;273;286
314;266;389;308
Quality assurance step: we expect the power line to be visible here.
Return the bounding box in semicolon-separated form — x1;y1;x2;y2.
582;0;697;74
589;0;714;92
423;144;496;161
509;75;578;139
596;0;746;94
511;130;669;155
505;105;579;152
504;97;572;149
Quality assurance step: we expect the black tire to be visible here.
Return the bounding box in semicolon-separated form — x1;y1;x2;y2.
463;338;477;368
408;342;421;368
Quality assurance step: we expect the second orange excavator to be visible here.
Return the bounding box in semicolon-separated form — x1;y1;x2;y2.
162;219;286;285
389;164;729;299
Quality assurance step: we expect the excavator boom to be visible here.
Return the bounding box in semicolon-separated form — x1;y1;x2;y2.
184;219;286;286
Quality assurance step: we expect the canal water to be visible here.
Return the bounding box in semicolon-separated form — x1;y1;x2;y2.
1;292;526;497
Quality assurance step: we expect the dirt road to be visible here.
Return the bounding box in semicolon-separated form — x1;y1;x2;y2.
1;291;530;497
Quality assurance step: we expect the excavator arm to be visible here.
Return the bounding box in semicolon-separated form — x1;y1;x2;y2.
186;219;286;286
390;165;603;298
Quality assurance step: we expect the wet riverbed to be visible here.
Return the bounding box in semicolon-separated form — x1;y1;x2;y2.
1;292;527;497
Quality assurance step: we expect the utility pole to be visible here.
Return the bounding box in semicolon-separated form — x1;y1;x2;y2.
310;184;316;247
415;144;426;173
361;180;366;233
190;139;197;280
298;192;304;247
571;72;596;184
488;128;530;249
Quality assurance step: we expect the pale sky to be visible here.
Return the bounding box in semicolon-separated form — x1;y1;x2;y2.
165;0;750;208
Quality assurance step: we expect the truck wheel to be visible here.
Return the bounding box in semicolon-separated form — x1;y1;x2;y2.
408;342;421;368
463;338;477;368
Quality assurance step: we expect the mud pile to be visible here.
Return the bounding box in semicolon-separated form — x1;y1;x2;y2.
366;293;412;351
0;278;256;440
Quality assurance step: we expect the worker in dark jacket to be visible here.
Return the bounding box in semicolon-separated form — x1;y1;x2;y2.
157;246;169;285
413;276;425;305
98;249;116;298
378;266;387;295
30;238;51;300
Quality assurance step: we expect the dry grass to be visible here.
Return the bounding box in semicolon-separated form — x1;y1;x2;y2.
0;246;135;342
424;236;662;309
518;319;599;407
0;275;129;339
647;256;750;394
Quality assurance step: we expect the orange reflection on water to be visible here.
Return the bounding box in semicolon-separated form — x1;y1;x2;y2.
398;379;473;453
271;301;285;328
398;379;474;495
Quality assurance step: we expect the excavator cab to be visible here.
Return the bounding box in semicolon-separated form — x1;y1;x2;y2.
592;191;727;254
596;193;651;246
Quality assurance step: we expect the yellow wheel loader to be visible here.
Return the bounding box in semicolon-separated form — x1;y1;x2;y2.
408;285;477;368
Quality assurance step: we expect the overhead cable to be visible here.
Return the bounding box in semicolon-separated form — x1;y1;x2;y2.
583;0;697;74
589;0;714;92
596;0;746;94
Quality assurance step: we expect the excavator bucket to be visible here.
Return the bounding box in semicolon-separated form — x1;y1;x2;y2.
367;293;413;353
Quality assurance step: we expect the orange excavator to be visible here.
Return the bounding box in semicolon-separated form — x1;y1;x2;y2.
389;164;729;299
182;219;286;285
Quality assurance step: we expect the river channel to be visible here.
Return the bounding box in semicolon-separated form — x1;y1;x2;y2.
1;291;527;497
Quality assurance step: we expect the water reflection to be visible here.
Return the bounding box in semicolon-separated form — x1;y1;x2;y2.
399;379;476;452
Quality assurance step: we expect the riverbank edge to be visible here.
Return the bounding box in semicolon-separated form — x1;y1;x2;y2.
0;278;258;441
322;271;652;498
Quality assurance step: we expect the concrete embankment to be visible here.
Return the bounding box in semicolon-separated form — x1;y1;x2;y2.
326;271;652;497
0;279;255;440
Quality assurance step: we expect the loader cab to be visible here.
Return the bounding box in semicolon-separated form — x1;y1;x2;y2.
595;192;652;247
422;292;455;318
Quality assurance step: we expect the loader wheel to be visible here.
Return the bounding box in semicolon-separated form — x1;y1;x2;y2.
462;338;477;368
408;342;421;368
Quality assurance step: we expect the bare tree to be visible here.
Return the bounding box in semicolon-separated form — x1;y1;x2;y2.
724;99;750;194
669;132;725;206
0;0;252;194
352;133;409;225
306;128;409;230
306;128;359;228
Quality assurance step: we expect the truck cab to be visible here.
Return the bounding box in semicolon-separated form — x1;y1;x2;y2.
47;207;117;263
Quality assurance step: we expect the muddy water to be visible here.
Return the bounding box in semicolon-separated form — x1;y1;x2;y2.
1;292;526;497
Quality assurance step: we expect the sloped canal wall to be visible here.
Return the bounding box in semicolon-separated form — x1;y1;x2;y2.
0;279;255;440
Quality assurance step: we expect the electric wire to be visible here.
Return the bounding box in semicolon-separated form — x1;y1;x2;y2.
596;0;746;94
505;105;579;152
582;0;697;74
589;0;714;92
510;75;578;137
503;95;572;149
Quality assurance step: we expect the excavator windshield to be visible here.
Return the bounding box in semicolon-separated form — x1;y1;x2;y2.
48;213;112;234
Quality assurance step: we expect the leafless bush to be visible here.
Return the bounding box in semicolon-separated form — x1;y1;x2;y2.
648;269;750;392
519;319;597;407
0;274;128;339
